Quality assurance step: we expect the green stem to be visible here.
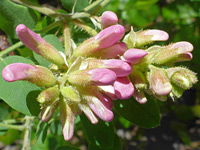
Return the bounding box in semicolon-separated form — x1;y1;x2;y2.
0;41;23;58
11;0;58;18
0;123;25;131
38;20;62;34
63;22;72;57
73;19;98;36
83;0;104;12
22;116;34;150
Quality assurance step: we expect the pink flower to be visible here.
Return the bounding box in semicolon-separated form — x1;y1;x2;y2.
101;11;118;29
2;63;56;87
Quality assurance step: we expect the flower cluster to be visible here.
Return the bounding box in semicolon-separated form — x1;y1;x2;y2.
2;11;197;141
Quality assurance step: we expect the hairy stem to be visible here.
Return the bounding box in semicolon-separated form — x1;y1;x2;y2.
0;41;23;58
22;116;34;150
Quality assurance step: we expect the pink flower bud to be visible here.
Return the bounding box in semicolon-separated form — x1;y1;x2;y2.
74;25;125;57
113;77;134;99
136;29;169;47
60;99;76;141
78;103;98;124
2;63;56;87
142;30;169;41
67;68;116;86
16;24;66;69
96;92;113;109
175;52;193;62
123;48;148;64
98;85;117;100
86;95;114;122
87;59;132;77
101;11;118;29
169;41;193;54
95;25;125;49
149;66;172;96
16;24;46;54
40;101;59;122
90;42;127;59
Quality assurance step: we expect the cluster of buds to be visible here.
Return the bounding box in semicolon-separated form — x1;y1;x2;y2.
123;26;197;102
1;11;197;141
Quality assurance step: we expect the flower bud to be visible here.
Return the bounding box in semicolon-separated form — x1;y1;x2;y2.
152;42;193;65
74;25;125;57
78;103;98;124
37;86;60;104
175;52;193;62
130;69;147;89
60;99;76;141
123;27;136;49
16;24;67;69
166;67;198;86
135;29;169;47
40;100;59;122
2;63;56;87
98;85;117;100
84;95;114;122
101;11;118;29
171;72;191;90
113;77;134;99
67;68;116;86
133;90;147;104
87;59;133;77
123;48;148;64
60;86;81;103
148;65;172;96
89;42;127;59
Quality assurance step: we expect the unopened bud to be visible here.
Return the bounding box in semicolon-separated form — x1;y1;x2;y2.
113;77;134;99
123;27;136;49
130;69;147;89
78;103;98;124
37;86;60;104
133;90;147;104
83;95;114;122
16;24;67;69
89;42;127;58
171;72;190;90
60;99;76;141
135;29;169;47
148;65;172;96
123;48;148;64
74;25;125;57
40;100;59;122
87;59;132;77
2;63;56;87
101;11;118;29
67;68;116;86
152;42;193;65
60;86;81;103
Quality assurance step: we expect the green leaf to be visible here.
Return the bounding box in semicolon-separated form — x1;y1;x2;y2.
0;0;37;38
114;94;161;128
0;103;9;120
56;146;80;150
0;129;20;145
0;56;41;116
88;133;122;150
61;0;89;12
33;34;64;67
80;114;115;149
36;121;49;143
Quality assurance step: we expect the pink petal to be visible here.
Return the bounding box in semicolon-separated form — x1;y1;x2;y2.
89;68;117;85
95;25;125;49
113;77;134;99
123;48;148;64
101;11;118;29
143;29;169;41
